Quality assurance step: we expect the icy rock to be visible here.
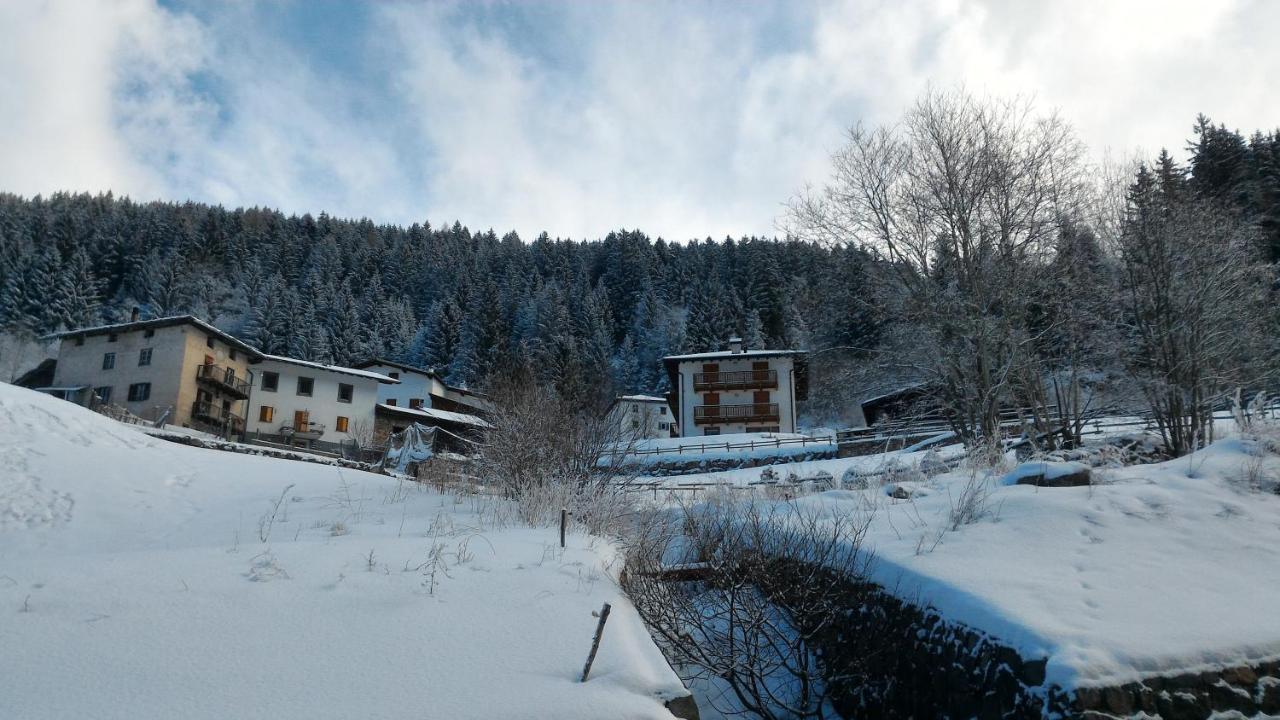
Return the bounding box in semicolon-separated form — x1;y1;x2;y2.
1001;461;1092;488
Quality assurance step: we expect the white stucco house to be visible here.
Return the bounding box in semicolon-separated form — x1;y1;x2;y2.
611;394;677;439
244;355;398;451
352;359;492;455
662;337;808;437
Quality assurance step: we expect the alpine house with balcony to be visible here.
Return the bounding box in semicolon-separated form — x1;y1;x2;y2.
45;314;263;437
662;337;808;437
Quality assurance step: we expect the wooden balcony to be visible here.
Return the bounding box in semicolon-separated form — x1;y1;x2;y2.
693;403;779;425
195;363;251;399
693;369;777;392
191;400;245;433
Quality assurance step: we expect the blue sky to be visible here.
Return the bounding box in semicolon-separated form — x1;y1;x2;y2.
2;1;1278;241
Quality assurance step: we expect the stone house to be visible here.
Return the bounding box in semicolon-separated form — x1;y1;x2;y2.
47;315;261;437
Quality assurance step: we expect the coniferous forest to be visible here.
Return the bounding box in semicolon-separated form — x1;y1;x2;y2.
1;114;1278;427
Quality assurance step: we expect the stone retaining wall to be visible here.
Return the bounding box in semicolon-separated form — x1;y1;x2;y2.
777;568;1279;719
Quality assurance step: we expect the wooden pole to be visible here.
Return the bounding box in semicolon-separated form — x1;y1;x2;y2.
580;602;612;682
560;507;567;548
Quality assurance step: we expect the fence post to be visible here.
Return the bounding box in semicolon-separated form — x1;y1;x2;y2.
580;602;612;682
560;507;567;548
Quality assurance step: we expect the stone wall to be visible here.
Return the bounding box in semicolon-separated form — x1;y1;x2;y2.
1073;663;1280;719
781;578;1069;719
782;572;1280;719
625;447;837;477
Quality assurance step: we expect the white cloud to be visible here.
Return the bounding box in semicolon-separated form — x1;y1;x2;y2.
1;0;1277;241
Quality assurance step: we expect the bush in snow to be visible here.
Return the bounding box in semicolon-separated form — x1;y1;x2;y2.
624;499;875;720
918;449;948;477
760;467;780;483
840;466;868;490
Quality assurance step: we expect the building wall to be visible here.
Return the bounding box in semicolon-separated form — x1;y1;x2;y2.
364;364;448;408
245;359;381;445
51;323;254;429
175;327;254;430
615;400;675;439
674;355;797;437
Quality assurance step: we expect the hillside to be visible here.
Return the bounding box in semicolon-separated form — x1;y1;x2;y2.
0;383;687;719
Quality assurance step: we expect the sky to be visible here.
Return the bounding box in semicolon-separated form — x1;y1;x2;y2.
1;0;1277;242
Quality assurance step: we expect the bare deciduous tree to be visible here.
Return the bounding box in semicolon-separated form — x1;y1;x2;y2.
475;365;641;532
789;88;1088;447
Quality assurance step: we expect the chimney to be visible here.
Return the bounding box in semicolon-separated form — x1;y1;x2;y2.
130;306;141;322
728;336;743;354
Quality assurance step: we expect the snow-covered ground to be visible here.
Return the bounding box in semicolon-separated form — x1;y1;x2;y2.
641;442;965;487
665;434;1280;690
0;384;686;719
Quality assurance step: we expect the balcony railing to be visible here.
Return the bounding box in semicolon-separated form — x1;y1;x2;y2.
693;402;780;425
693;369;777;392
191;400;245;432
195;363;251;398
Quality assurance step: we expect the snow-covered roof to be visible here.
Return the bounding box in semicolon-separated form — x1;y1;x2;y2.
260;354;399;384
617;394;667;403
662;348;805;362
47;315;263;359
375;403;491;429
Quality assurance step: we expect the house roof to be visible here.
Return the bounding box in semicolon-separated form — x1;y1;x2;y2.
355;357;440;379
662;348;806;362
615;394;667;405
355;358;490;399
375;403;491;430
260;354;399;384
47;315;264;360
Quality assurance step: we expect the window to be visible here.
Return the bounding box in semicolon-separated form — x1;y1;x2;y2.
138;348;152;366
409;398;424;409
632;419;640;429
335;416;349;433
386;398;397;407
94;386;112;404
108;333;118;343
704;426;721;436
206;336;214;349
632;403;639;411
102;352;116;370
660;406;667;415
127;383;151;402
259;406;274;423
658;422;668;430
753;390;770;404
261;372;279;392
230;350;237;361
144;329;155;338
74;336;84;346
296;376;313;396
337;383;353;403
389;371;400;380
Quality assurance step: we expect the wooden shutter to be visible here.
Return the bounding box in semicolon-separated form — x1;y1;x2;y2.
293;410;309;431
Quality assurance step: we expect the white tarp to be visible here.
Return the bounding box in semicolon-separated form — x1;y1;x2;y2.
380;422;437;473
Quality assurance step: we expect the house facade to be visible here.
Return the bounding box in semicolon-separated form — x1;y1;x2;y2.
353;359;491;455
48;315;261;436
662;338;808;437
611;394;676;440
245;355;397;451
